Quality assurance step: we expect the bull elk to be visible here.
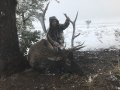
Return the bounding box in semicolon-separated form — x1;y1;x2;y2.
28;35;84;74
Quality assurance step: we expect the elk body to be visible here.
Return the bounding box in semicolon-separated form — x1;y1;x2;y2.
28;38;82;74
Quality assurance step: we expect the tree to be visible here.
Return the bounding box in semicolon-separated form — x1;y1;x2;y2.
19;30;41;55
115;29;120;42
0;0;27;75
86;20;91;28
16;0;47;32
16;0;48;55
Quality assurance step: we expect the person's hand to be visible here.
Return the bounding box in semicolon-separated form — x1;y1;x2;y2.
53;41;60;47
64;14;70;21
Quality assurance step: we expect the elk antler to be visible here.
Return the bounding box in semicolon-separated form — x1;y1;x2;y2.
71;42;85;51
66;41;85;51
65;12;81;48
65;12;85;50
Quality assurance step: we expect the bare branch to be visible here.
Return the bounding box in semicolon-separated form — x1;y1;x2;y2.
39;7;44;12
43;2;50;16
37;2;50;34
24;14;33;22
29;2;50;34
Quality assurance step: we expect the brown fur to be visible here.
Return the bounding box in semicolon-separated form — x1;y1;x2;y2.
28;39;62;71
28;39;81;74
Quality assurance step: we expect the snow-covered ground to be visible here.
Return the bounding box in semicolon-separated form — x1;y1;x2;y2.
64;21;120;51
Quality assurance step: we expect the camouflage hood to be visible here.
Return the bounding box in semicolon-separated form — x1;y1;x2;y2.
49;16;59;27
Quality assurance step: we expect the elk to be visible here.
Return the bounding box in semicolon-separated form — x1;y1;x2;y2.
28;2;84;74
28;35;84;73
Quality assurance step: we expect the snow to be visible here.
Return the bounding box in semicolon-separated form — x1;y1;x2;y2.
34;19;120;51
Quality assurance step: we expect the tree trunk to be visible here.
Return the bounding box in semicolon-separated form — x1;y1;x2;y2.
0;0;27;75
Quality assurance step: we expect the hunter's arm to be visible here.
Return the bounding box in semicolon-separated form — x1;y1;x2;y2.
59;18;70;30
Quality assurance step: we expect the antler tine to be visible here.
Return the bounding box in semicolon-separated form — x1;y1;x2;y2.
69;41;85;51
74;12;78;23
74;33;80;39
76;41;85;47
73;46;85;51
68;46;84;51
72;45;85;51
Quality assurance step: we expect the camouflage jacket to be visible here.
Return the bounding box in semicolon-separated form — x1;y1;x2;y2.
47;17;70;46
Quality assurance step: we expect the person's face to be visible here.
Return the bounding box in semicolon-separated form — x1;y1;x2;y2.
51;20;58;27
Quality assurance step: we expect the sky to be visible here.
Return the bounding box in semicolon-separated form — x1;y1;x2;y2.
35;0;120;30
45;0;120;23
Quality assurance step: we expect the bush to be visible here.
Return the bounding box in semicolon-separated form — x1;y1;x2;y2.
19;30;41;56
